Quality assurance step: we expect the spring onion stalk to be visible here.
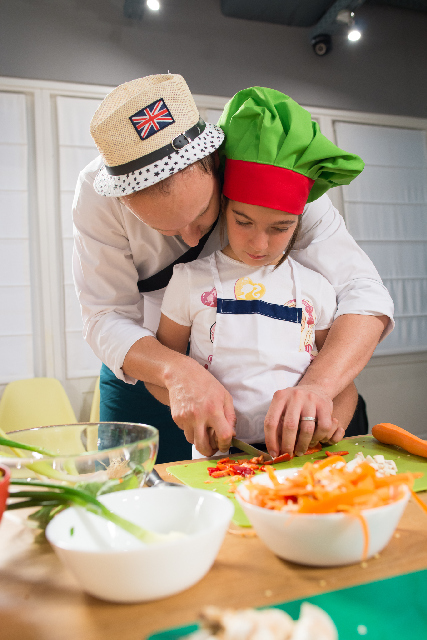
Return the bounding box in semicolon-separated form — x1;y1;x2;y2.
0;436;56;457
9;479;167;544
0;430;92;483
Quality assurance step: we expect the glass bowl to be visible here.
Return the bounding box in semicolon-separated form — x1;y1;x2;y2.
0;422;158;487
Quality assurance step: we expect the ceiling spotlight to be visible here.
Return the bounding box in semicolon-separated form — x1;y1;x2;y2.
348;28;362;42
147;0;160;10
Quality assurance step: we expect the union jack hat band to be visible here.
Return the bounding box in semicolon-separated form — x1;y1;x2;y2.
94;122;223;197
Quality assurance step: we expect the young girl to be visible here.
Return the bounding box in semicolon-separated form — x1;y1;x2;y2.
146;87;363;457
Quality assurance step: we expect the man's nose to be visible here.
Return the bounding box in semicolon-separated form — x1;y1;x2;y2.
179;225;202;247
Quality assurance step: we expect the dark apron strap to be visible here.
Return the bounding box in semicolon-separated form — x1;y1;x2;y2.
137;216;219;293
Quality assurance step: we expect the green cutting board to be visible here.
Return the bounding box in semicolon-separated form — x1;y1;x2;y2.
146;568;427;640
167;436;427;527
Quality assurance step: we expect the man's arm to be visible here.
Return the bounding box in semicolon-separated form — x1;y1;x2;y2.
264;314;387;458
128;315;236;457
262;194;393;458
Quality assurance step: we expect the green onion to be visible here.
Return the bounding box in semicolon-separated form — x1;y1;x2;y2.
0;436;56;457
8;479;169;544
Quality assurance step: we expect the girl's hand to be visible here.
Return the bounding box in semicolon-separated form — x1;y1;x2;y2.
264;385;335;458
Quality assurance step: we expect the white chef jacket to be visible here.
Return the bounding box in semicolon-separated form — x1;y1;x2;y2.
72;156;394;384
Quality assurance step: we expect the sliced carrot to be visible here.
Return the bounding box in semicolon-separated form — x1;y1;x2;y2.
372;423;427;458
297;487;375;513
315;455;347;470
241;458;423;523
339;505;370;560
410;489;427;515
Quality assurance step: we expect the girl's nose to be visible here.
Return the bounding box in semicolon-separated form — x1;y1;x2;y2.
249;232;269;252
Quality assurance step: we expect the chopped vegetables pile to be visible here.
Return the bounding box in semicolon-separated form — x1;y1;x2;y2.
243;455;421;514
240;455;427;560
207;444;323;479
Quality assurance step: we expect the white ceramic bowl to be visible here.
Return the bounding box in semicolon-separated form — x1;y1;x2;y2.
235;469;410;567
46;487;233;603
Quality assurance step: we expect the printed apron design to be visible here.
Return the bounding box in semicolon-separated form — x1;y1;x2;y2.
208;254;312;443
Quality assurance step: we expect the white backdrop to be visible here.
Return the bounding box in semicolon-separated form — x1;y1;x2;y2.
335;122;427;354
0;92;33;383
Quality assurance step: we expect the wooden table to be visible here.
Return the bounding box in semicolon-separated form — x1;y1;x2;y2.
1;460;427;640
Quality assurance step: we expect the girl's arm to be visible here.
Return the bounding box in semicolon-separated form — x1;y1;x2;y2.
144;314;191;405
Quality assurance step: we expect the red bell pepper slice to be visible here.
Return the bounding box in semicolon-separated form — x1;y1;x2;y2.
263;452;293;465
325;450;349;457
305;443;323;454
230;465;255;477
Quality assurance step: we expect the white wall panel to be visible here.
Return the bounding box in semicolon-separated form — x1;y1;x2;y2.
0;335;33;383
0;93;27;143
0;144;27;191
334;123;426;167
56;95;101;379
335;121;427;356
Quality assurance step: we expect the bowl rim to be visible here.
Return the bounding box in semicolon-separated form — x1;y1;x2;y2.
1;422;159;463
235;470;411;520
45;486;234;554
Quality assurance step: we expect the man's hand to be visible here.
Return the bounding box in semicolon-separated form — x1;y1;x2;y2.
264;385;339;458
166;358;236;457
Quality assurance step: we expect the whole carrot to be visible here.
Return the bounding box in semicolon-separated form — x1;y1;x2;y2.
372;423;427;458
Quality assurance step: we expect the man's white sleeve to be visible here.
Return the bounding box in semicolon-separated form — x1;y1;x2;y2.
72;161;155;384
292;194;394;341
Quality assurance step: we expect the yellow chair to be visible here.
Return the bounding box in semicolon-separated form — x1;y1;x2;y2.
0;377;77;433
89;376;100;423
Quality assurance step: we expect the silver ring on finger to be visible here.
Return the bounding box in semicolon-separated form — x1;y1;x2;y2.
300;416;316;422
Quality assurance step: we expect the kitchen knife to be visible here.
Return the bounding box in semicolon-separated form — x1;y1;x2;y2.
231;437;273;461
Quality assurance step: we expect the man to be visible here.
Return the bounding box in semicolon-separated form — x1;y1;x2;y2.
73;74;393;463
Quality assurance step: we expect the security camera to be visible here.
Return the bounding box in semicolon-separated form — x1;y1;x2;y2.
311;34;332;57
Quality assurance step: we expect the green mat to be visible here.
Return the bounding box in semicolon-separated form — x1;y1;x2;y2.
146;568;427;640
167;436;427;526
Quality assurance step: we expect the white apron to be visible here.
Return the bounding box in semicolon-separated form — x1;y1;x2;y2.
207;253;312;444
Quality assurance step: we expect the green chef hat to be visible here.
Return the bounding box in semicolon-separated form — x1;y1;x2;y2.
217;87;364;215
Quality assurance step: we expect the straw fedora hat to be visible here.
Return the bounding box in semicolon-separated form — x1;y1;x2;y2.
91;74;224;197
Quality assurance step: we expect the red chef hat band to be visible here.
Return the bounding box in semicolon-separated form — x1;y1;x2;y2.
223;159;314;215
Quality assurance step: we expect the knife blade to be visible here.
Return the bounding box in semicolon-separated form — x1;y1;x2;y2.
231;437;273;461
